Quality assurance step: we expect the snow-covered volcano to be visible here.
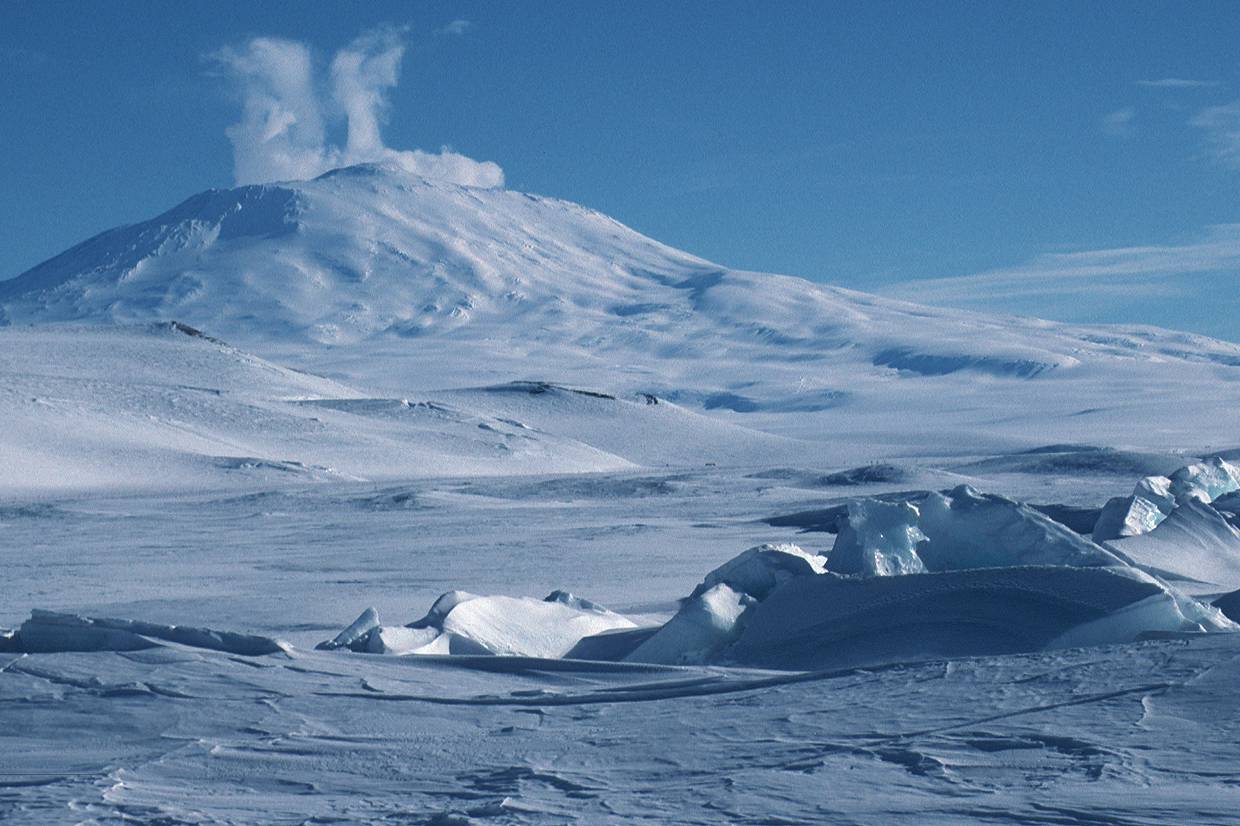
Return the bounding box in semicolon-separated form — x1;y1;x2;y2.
5;161;1238;367
4;162;1240;471
2;163;719;345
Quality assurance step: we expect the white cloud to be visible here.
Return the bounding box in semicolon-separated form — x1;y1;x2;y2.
882;222;1240;317
213;29;503;188
1101;107;1136;137
440;20;473;36
1136;78;1219;89
883;224;1240;308
877;229;1240;338
1191;101;1240;169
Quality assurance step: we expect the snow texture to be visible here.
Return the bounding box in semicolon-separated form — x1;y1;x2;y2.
3;163;1240;823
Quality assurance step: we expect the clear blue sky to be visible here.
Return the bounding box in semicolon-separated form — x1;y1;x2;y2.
3;1;1239;340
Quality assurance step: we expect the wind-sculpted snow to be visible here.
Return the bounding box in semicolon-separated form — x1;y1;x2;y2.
320;591;637;658
1106;499;1240;596
7;610;285;656
5;632;1240;824
727;566;1170;670
308;500;1233;672
623;543;828;665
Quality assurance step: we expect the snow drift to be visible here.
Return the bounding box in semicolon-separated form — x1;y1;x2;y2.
317;591;636;658
4;609;285;656
311;480;1235;670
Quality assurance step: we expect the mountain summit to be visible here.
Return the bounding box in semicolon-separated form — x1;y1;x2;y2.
1;162;714;345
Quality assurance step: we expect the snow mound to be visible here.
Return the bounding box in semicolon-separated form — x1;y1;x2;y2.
958;445;1189;478
624;543;826;665
690;542;827;599
320;591;636;659
1106;499;1240;596
305;486;1237;670
828;485;1122;577
725;565;1229;670
10;610;285;656
1094;457;1240;541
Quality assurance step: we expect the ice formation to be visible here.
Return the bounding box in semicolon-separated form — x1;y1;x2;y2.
1105;499;1240;596
1094;457;1240;541
828;485;1123;576
311;514;1235;671
7;472;1238;682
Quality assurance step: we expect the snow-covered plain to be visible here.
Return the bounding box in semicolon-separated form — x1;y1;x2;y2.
3;164;1240;823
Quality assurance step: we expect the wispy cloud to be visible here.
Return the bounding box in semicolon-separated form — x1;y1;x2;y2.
1101;107;1136;137
1136;78;1220;89
440;19;473;36
1191;101;1240;169
884;224;1240;307
212;27;503;188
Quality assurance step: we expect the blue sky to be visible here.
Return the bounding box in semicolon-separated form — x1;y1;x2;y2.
3;1;1239;340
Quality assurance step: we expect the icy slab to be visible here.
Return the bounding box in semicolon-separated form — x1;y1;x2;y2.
1171;457;1240;504
827;499;929;576
828;485;1122;577
315;606;380;650
625;543;826;665
13;610;285;656
1094;457;1240;541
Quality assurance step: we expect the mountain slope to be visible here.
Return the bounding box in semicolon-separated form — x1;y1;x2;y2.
6;162;1236;367
3;162;1240;459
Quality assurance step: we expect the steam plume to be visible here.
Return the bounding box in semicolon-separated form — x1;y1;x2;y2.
214;29;503;188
